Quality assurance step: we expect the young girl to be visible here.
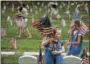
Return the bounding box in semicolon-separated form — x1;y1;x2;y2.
22;4;32;39
16;6;23;37
67;20;83;56
42;28;65;64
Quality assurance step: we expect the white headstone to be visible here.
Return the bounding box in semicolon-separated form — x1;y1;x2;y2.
39;8;42;12
42;13;46;18
63;55;81;64
68;2;70;5
37;2;40;5
7;16;10;22
75;8;79;14
62;19;66;27
42;3;44;7
2;10;5;14
66;9;70;15
76;4;80;8
12;4;14;12
60;5;62;9
9;20;13;26
85;5;88;13
3;5;6;10
45;6;47;10
47;9;50;13
27;4;29;10
19;55;37;64
32;15;34;23
55;2;58;6
67;5;70;9
35;10;38;14
30;8;33;12
63;2;65;7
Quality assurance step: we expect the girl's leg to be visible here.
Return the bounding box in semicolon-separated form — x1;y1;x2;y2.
26;28;32;38
18;26;22;37
24;28;32;39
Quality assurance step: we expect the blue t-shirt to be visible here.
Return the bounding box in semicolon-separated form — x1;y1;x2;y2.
45;40;63;64
68;30;83;55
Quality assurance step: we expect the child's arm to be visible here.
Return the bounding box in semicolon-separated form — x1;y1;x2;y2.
58;45;65;54
73;35;81;45
66;35;81;46
41;37;50;46
52;45;65;55
15;12;22;16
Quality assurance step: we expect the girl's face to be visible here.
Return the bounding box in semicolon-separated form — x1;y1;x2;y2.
75;24;80;30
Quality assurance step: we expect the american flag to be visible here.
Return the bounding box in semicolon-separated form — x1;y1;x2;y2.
38;48;44;64
81;58;89;64
32;16;53;37
68;22;88;36
10;38;16;49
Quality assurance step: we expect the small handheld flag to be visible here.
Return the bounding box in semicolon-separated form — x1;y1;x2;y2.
10;37;16;49
38;48;44;64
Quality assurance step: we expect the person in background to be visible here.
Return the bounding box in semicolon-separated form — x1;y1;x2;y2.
15;6;23;37
22;4;32;39
1;27;7;37
67;20;83;56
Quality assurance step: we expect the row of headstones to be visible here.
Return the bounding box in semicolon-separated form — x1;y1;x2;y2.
19;54;82;64
2;2;89;14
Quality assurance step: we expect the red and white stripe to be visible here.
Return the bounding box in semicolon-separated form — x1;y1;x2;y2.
81;22;88;36
81;58;89;64
41;27;53;35
68;22;88;36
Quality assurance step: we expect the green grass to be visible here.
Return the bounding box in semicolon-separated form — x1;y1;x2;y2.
1;1;89;51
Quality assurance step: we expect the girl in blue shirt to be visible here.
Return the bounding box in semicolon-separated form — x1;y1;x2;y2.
67;20;83;56
42;28;65;64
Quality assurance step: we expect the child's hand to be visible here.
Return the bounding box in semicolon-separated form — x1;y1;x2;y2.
52;50;58;55
65;41;71;47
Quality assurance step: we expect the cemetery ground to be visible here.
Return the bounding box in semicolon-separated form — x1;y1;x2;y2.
1;2;89;64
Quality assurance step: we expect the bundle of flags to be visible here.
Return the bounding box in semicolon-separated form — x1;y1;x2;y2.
38;48;44;64
32;16;54;37
80;49;89;64
81;57;89;64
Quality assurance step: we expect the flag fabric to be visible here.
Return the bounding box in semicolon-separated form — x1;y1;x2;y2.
38;16;53;36
10;38;16;49
32;16;53;37
68;22;88;36
38;48;44;64
81;58;89;64
80;48;89;64
81;22;88;35
40;27;53;36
